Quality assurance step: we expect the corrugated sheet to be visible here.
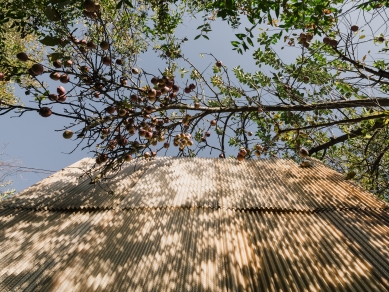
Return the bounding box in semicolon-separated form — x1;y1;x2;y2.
1;208;388;291
2;157;384;211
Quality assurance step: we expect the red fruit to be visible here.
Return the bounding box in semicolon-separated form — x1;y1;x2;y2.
151;77;158;84
130;94;138;102
0;73;4;81
210;120;217;126
48;94;58;101
53;60;62;68
184;87;191;94
16;52;28;62
100;154;109;163
116;59;122;65
351;25;358;32
189;83;196;90
216;60;223;67
105;106;116;114
57;86;66;95
87;41;97;49
64;60;73;67
156;90;162;97
124;154;132;162
60;74;69;83
102;56;111;65
205;131;211;137
172;84;179;92
120;77;127;85
132;68;139;74
239;148;247;156
165;80;173;89
329;39;338;47
219;153;225;158
201;137;206;142
145;132;153;139
118;108;127;116
80;66;89;72
50;72;61;81
100;41;110;50
118;138;128;146
147;89;156;98
57;95;66;102
84;0;96;12
102;128;110;135
323;37;331;44
31;64;44;75
237;154;245;161
94;92;100;98
39;107;52;117
247;131;253;136
163;142;170;148
144;152;151;158
80;39;88;46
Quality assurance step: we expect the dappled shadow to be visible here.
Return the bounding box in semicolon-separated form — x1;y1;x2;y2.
1;208;389;291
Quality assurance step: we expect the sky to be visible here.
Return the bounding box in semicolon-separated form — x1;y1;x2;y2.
0;11;264;193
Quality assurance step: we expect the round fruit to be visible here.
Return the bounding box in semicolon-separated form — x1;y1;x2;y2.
144;152;151;158
80;39;87;46
194;102;200;109
102;56;111;65
48;94;58;101
100;41;110;50
303;76;310;83
163;142;170;148
219;153;225;158
130;94;138;102
102;128;110;135
184;87;191;94
247;131;253;136
53;60;62;68
255;144;263;151
239;148;247;156
87;41;97;49
351;25;358;32
60;74;69;83
63;130;73;139
31;64;44;75
64;60;73;67
105;106;116;114
210;120;217;126
120;77;127;85
189;83;196;90
0;73;4;81
151;77;158;84
39;107;52;117
84;0;96;12
205;131;211;137
57;86;66;95
237;154;244;161
118;108;127;116
116;59;122;65
254;150;261;157
50;72;61;81
57;95;66;102
216;60;223;67
132;68;139;74
124;154;132;162
323;37;331;44
16;52;28;62
147;89;156;98
329;39;338;47
299;147;309;158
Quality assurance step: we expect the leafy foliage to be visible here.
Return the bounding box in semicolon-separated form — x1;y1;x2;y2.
1;0;389;200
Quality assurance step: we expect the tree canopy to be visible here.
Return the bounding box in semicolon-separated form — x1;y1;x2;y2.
1;0;389;200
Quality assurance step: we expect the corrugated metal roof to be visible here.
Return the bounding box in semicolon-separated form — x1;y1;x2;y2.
1;157;388;291
1;157;386;211
0;208;388;291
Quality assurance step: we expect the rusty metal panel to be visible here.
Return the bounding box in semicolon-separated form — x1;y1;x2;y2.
1;208;388;291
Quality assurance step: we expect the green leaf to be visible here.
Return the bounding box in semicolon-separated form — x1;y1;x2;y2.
47;52;63;61
359;35;365;39
246;37;254;47
202;35;209;40
39;36;61;46
194;35;201;40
